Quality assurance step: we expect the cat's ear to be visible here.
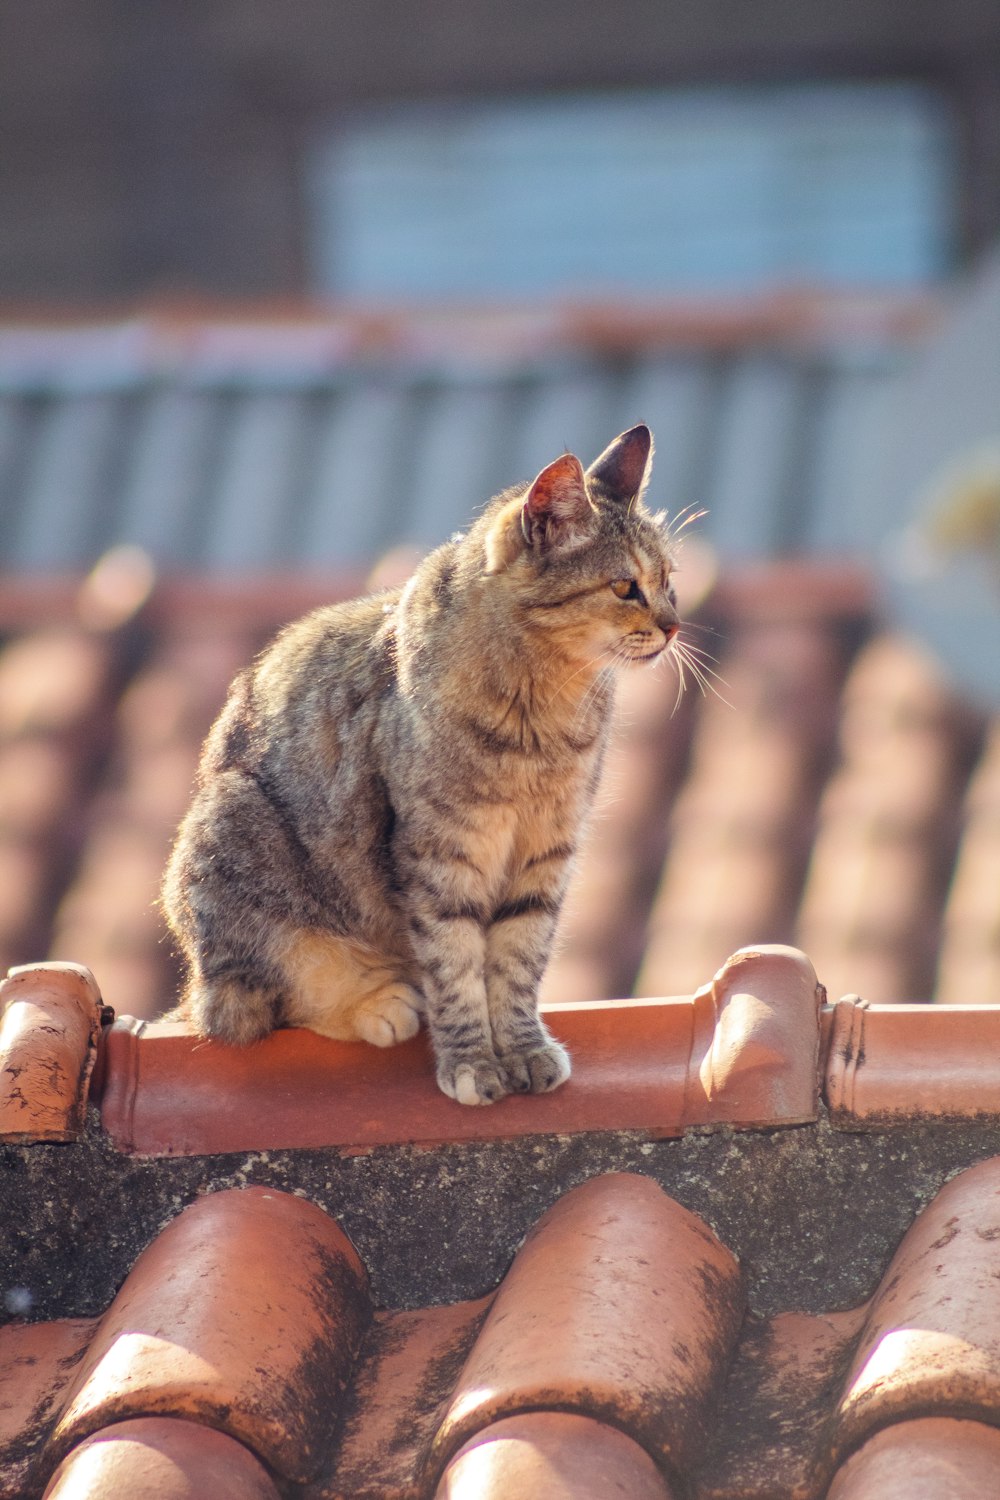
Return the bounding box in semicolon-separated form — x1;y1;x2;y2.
484;452;592;572
586;424;653;505
520;453;591;548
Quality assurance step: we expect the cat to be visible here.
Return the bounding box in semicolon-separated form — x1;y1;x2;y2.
161;424;680;1106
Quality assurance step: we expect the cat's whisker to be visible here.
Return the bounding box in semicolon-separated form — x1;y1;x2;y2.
678;619;724;640
666;506;708;541
677;639;730;687
669;636;734;709
666;640;693;715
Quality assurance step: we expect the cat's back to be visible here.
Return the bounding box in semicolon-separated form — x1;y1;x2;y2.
258;589;398;708
198;588;400;787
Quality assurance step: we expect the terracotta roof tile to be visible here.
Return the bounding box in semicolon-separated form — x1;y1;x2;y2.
41;1418;282;1500
637;613;849;997
46;627;271;1020
14;943;1000;1155
0;629;120;970
0;963;103;1142
702;1304;870;1499
431;1173;743;1482
833;1155;1000;1458
434;1413;678;1500
541;664;699;1006
0;1319;95;1499
826;1420;1000;1500
330;1300;491;1498
935;720;1000;1004
51;1186;369;1485
796;634;983;1004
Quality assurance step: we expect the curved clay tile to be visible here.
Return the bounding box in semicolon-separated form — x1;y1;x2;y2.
42;1417;281;1500
49;1186;370;1486
936;721;1000;1006
328;1299;494;1496
833;1156;1000;1462
434;1412;678;1500
0;963;103;1142
429;1172;744;1484
825;996;1000;1121
684;944;822;1127
797;633;976;1006
826;1418;1000;1499
96;944;824;1155
0;1318;97;1496
640;616;848;998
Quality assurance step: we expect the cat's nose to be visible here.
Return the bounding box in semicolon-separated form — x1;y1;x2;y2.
656;608;679;643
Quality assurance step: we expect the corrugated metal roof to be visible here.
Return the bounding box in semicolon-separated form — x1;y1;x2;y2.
0;303;920;575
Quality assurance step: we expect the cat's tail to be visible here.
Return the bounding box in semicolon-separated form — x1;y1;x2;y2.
171;972;282;1046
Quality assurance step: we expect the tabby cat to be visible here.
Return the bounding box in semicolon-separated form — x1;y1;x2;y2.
162;424;680;1105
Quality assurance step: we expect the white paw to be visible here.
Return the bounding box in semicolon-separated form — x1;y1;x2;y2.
355;986;423;1047
437;1057;509;1106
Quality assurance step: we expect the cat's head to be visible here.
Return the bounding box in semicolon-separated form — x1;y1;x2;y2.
482;424;680;669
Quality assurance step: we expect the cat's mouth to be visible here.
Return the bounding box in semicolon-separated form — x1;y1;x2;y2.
620;642;667;665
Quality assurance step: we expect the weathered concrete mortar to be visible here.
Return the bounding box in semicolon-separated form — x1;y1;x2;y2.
5;1106;1000;1324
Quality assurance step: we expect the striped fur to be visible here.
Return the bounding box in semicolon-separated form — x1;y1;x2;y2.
162;425;680;1104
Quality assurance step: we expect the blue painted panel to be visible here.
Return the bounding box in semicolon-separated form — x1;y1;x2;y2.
311;83;954;300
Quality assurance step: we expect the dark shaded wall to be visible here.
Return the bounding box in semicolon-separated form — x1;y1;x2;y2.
2;0;1000;301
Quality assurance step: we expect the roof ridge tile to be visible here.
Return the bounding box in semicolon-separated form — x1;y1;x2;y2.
686;945;823;1127
94;945;826;1156
825;997;1000;1123
0;964;104;1143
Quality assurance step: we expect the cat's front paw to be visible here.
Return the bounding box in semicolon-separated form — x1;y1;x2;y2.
499;1038;571;1095
436;1055;510;1106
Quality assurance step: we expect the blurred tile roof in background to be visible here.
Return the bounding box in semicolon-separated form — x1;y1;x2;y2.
0;554;995;1024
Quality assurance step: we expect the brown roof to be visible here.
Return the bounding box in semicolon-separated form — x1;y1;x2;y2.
7;1107;1000;1498
3;550;1000;1498
0;557;996;1021
5;952;1000;1495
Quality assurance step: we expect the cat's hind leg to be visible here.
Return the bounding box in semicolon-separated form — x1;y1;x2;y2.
276;927;424;1047
351;982;423;1047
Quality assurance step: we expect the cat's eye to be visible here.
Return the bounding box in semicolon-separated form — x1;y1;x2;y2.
610;578;647;605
